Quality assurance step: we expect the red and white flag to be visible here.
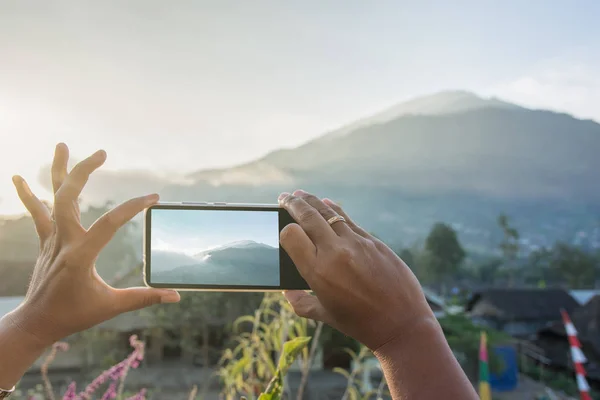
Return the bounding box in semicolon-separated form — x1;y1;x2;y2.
561;309;591;400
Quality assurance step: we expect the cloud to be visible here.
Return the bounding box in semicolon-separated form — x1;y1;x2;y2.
489;55;600;123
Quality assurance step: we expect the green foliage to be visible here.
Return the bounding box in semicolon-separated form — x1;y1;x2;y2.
319;324;361;359
333;346;390;400
497;214;520;261
521;362;600;399
529;242;598;289
218;293;319;400
146;291;262;361
472;257;502;285
423;223;466;284
258;337;311;400
439;313;509;376
397;248;415;269
497;214;520;286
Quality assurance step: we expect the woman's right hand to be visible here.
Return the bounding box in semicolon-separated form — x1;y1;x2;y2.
279;190;478;400
278;190;435;352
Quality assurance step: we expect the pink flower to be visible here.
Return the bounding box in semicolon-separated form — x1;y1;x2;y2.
100;382;117;400
62;382;77;400
125;388;147;400
54;342;70;352
77;335;146;400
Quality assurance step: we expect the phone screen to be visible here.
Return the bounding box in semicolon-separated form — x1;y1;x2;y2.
144;204;308;291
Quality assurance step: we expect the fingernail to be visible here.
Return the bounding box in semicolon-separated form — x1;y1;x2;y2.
94;150;107;159
146;193;160;203
293;189;307;196
278;192;290;203
160;291;180;304
12;175;22;184
323;198;334;205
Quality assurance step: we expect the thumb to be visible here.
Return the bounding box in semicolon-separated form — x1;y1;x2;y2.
115;287;181;313
284;290;329;322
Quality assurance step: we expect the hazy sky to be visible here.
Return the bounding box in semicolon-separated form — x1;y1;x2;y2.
151;208;279;255
2;0;600;214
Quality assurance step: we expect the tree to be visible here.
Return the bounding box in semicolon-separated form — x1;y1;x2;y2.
424;223;466;290
497;214;520;287
474;258;502;285
398;248;415;269
530;242;598;289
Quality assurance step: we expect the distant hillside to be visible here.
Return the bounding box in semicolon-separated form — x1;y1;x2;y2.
152;241;279;286
155;92;600;252
188;94;600;201
305;90;522;142
3;90;600;285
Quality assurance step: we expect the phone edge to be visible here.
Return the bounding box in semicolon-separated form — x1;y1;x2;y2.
142;202;306;292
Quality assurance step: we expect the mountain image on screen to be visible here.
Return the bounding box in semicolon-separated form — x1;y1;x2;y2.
151;240;279;286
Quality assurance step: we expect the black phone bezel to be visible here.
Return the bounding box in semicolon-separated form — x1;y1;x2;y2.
144;203;309;291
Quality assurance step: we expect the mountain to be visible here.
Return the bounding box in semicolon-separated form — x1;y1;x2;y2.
9;91;599;257
188;90;522;185
194;240;275;257
185;91;600;201
152;241;279;286
163;91;600;253
150;250;199;273
312;90;522;142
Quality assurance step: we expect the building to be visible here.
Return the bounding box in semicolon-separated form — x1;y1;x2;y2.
534;295;600;386
466;288;580;338
569;290;600;306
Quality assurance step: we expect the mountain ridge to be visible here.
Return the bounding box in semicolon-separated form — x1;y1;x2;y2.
184;105;600;202
152;240;280;286
9;90;599;255
187;90;524;183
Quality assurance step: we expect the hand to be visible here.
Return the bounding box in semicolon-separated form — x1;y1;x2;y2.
279;190;435;351
6;143;180;347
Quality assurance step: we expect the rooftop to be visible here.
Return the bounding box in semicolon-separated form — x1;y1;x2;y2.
466;288;579;320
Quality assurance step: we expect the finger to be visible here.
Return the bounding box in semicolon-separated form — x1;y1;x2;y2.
284;290;329;322
57;149;106;201
12;176;53;241
278;192;337;245
323;198;370;238
54;150;106;230
280;223;317;279
113;287;181;313
85;194;159;258
295;190;354;237
51;143;69;194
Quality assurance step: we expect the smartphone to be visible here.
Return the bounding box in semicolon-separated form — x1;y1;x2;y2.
143;202;309;291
